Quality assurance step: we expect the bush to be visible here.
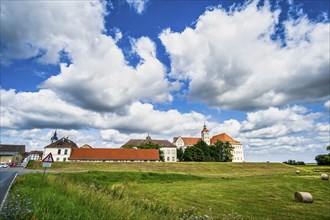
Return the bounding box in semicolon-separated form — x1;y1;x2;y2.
283;160;305;165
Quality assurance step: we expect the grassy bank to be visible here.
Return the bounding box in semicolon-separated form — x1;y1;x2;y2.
1;163;329;219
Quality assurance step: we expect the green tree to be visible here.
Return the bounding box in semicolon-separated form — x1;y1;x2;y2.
177;147;184;162
315;146;330;165
122;144;135;149
183;147;205;161
213;141;234;162
209;145;221;162
315;154;330;165
193;140;211;161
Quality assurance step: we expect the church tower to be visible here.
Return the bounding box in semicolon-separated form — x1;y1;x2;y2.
201;124;210;145
51;129;58;143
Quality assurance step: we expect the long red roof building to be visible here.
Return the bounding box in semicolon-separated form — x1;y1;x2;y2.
69;148;160;162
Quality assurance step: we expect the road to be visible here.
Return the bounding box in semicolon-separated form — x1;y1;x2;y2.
0;167;22;208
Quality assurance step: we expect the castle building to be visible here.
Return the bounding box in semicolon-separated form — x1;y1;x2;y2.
173;125;244;162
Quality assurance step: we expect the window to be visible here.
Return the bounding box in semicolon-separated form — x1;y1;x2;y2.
63;158;67;162
172;157;175;161
167;157;170;161
171;150;175;154
58;149;61;155
64;149;68;155
167;150;170;154
56;157;60;161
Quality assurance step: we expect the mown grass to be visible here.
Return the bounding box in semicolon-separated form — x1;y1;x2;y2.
1;163;329;220
27;161;297;177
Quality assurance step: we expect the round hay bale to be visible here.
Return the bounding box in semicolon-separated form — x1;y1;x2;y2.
321;174;329;180
296;170;300;174
295;192;313;203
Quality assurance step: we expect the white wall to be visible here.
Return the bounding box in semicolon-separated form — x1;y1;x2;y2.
43;148;72;162
232;144;244;162
161;147;177;162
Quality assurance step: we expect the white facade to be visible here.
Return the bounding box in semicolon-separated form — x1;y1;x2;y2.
160;147;177;162
28;153;42;161
231;144;244;162
43;147;72;162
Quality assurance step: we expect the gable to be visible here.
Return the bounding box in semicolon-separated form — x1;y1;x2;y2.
44;137;78;149
182;137;201;146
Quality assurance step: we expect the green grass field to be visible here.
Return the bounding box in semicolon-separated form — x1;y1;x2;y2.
1;162;329;220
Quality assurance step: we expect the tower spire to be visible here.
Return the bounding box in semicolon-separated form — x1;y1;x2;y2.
51;129;58;143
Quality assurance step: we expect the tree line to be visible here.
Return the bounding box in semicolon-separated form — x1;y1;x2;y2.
177;140;234;162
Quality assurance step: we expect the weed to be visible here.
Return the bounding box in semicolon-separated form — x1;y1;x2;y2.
179;207;214;220
0;190;33;220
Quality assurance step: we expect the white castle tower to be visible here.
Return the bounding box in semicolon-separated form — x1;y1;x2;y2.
201;124;210;145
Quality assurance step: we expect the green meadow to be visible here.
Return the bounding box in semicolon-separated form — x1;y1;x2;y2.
1;162;329;220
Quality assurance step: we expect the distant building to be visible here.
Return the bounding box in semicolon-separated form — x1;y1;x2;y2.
80;144;92;149
27;150;43;161
69;148;160;162
173;125;244;162
0;144;26;164
43;137;78;162
123;135;177;162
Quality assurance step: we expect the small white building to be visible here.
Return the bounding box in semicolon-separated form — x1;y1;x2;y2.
43;137;78;162
27;150;43;161
173;125;244;162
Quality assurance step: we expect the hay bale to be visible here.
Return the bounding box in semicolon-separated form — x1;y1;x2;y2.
295;192;313;203
321;174;329;180
296;170;300;174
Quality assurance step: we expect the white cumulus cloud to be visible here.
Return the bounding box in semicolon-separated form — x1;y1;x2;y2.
0;0;106;64
42;36;172;112
159;1;330;110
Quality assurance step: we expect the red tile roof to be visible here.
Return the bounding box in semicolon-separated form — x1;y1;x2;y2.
211;133;240;144
69;148;160;161
173;137;201;146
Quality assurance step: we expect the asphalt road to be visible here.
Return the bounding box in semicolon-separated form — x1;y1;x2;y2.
0;167;22;208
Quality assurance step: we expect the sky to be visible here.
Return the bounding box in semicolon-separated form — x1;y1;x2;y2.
0;0;329;163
